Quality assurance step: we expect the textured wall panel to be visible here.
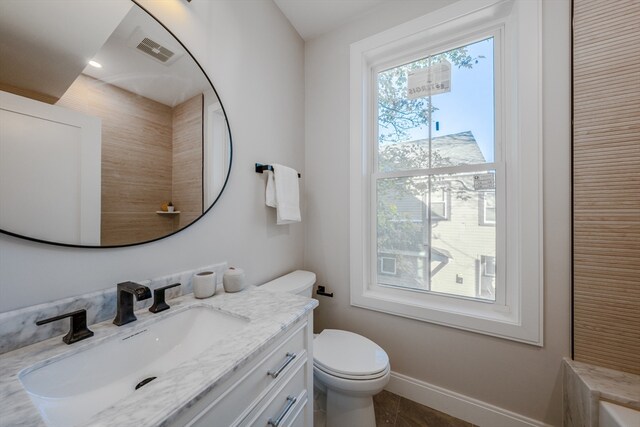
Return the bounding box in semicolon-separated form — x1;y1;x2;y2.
172;94;203;229
58;74;174;245
573;0;640;375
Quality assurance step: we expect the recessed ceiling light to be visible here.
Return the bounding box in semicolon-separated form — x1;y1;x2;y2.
88;60;102;68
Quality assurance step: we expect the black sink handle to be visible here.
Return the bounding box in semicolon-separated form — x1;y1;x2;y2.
36;309;94;345
149;283;181;313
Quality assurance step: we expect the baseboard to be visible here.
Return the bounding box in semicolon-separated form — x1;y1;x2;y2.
386;371;552;427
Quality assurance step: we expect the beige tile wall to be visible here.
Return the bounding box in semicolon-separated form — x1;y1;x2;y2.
58;74;175;245
573;0;640;375
172;94;203;230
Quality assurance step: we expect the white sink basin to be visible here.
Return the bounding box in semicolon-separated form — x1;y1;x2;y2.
19;306;249;427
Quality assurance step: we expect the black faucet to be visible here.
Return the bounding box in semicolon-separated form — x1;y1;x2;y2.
36;309;94;345
113;281;151;326
149;283;181;313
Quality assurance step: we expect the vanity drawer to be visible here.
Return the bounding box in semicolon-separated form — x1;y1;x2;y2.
289;399;313;427
180;322;307;427
239;361;308;427
284;394;308;427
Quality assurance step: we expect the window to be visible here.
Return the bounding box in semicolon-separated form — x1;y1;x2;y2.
479;191;496;226
375;35;497;302
426;185;450;221
482;255;496;277
477;255;496;299
379;257;398;275
350;0;543;345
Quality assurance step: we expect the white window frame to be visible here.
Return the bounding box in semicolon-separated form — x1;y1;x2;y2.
349;0;543;345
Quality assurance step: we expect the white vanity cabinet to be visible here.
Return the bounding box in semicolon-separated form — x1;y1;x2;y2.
172;313;314;427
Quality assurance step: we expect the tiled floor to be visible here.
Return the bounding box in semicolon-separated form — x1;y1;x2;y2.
373;390;474;427
314;388;474;427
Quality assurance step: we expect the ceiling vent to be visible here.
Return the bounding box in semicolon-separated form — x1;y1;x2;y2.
136;37;174;63
126;27;183;66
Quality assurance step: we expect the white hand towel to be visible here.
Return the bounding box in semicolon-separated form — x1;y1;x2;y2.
264;164;301;225
265;170;277;208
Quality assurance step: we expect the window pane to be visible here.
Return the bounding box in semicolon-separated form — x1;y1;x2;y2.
481;192;496;225
377;63;429;172
428;187;449;220
377;37;494;172
429;173;496;301
431;38;494;166
377;176;429;290
376;172;496;301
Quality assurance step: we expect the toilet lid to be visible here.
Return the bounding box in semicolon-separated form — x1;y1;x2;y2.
314;329;389;377
314;361;390;381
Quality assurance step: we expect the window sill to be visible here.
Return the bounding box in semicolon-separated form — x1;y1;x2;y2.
352;287;541;345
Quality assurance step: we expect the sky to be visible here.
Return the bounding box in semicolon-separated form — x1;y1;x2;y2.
380;37;495;164
431;37;495;163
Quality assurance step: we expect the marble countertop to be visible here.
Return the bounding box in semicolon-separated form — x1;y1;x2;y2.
564;358;640;409
0;286;318;427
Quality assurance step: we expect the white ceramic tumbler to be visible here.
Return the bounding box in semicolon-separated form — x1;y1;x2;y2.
223;268;245;293
193;271;216;298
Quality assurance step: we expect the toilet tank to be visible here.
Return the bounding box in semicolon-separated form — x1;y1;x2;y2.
259;270;316;297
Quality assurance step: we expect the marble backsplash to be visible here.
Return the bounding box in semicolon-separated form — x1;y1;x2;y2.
0;262;227;354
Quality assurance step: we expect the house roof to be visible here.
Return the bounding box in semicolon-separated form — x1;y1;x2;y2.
431;131;486;165
378;131;487;172
404;131;486;166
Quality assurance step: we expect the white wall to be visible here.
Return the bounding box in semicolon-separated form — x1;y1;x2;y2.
0;91;101;246
0;0;306;312
304;0;571;424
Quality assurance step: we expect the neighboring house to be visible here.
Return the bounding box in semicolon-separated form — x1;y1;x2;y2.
377;131;496;300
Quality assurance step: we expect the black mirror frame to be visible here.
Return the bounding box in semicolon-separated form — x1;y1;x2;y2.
0;0;232;249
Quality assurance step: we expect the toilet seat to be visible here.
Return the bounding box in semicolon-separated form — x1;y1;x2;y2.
313;360;390;396
314;361;390;381
313;329;389;380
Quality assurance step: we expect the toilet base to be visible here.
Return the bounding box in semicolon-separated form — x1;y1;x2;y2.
313;362;390;427
326;388;376;427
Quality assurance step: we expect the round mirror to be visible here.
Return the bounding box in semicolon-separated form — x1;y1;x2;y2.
0;0;231;247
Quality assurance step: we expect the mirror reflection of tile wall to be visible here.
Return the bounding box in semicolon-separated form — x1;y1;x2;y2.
58;75;203;245
172;94;204;230
573;0;640;375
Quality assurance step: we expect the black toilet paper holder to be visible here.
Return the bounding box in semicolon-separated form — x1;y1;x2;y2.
316;285;333;298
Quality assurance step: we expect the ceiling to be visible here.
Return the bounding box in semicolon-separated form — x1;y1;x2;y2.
83;5;210;107
0;0;211;108
273;0;389;40
0;0;131;102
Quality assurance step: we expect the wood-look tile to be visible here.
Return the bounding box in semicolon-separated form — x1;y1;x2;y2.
172;94;203;225
573;0;640;375
177;212;200;229
0;82;60;104
374;390;400;426
56;75;206;245
102;183;172;213
101;212;174;246
172;185;202;213
395;397;472;427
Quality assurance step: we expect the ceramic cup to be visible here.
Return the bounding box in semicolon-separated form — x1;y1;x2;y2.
193;271;216;298
223;268;245;293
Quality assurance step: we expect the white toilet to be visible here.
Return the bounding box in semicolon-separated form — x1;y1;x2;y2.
260;270;390;427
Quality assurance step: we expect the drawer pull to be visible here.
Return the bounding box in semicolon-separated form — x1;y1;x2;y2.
267;395;297;427
267;352;297;378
